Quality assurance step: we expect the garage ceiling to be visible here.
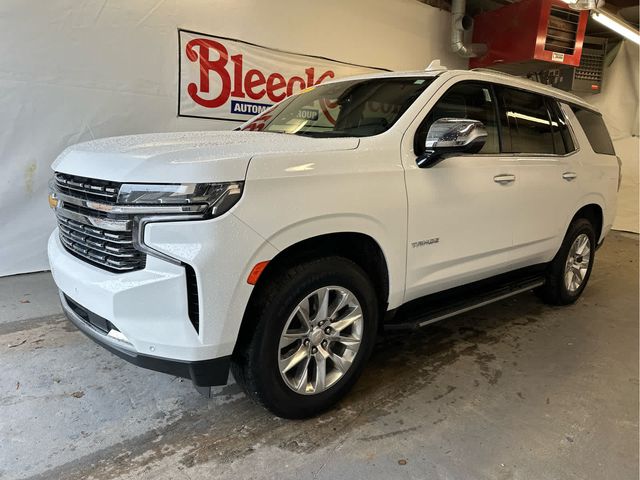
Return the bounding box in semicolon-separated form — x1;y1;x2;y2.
416;0;639;40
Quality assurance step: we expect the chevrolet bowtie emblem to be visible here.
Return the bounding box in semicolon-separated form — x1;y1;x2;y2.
48;192;59;210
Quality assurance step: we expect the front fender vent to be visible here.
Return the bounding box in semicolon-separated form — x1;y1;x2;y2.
185;264;200;334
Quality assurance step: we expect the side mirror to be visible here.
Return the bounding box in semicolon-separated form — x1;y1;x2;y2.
417;118;487;168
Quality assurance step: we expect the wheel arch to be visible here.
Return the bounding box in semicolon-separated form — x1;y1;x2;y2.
570;203;604;243
233;231;391;353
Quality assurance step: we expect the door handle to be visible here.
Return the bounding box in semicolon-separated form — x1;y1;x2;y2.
562;172;577;181
493;174;516;185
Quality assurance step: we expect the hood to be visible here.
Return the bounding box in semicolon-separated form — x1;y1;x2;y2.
52;131;360;183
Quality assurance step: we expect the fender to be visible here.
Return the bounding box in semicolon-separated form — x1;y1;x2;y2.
239;213;405;310
563;193;607;243
234;145;409;310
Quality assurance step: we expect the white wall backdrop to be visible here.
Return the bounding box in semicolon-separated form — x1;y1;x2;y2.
3;1;635;277
0;0;465;277
582;40;639;233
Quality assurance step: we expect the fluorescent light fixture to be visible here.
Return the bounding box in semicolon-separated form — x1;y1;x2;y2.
591;10;640;45
507;111;557;127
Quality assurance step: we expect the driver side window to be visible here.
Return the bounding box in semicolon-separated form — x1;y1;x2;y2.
415;82;500;155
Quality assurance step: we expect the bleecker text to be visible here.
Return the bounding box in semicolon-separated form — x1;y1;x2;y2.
185;38;335;110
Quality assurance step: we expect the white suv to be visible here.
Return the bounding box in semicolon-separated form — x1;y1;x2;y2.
48;67;620;418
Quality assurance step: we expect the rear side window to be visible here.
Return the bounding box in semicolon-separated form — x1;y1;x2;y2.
570;107;615;155
547;100;576;155
496;87;555;154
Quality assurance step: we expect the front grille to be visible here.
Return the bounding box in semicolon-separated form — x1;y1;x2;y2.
54;173;146;273
55;172;120;204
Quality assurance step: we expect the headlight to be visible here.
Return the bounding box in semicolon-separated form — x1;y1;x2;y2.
117;182;243;217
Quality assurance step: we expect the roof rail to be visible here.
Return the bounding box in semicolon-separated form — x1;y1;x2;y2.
470;67;520;78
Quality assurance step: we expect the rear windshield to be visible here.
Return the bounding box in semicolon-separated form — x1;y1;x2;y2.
570;106;615;155
240;77;434;138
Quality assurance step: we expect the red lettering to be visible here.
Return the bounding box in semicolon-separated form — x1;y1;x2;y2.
185;39;231;108
320;98;337;126
266;73;287;102
185;37;341;111
230;54;245;98
286;76;306;96
245;69;266;100
305;67;315;88
315;70;335;85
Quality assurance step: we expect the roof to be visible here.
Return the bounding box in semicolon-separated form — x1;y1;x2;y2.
325;66;595;112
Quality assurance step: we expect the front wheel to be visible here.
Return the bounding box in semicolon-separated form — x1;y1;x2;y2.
536;218;596;305
232;257;379;419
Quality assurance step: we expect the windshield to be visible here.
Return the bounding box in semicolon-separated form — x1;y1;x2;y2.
240;77;434;138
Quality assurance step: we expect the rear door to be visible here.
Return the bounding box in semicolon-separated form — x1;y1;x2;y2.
494;86;579;266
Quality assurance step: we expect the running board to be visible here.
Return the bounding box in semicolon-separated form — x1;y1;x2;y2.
385;275;545;331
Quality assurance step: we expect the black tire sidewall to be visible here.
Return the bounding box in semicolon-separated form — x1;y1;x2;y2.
248;257;378;418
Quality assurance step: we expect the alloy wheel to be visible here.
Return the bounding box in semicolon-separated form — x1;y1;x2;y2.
278;286;363;395
564;233;591;293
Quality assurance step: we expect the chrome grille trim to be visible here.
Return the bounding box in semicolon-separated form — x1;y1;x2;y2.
53;173;145;273
55;189;208;215
54;173;119;203
59;235;144;271
52;173;209;273
56;217;131;244
56;205;132;232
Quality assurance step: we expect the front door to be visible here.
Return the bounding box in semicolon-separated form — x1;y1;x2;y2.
402;81;518;302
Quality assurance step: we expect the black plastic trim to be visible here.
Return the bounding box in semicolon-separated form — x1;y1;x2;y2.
185;264;200;333
62;294;230;387
385;264;547;330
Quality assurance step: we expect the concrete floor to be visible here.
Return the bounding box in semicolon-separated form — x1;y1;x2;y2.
1;232;638;480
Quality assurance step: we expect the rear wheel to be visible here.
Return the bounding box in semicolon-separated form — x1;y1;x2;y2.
536;218;596;305
232;257;379;419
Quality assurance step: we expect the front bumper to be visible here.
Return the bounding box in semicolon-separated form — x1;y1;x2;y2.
60;291;230;386
48;212;279;366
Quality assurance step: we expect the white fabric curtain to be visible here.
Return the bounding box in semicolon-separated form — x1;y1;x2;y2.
582;40;639;233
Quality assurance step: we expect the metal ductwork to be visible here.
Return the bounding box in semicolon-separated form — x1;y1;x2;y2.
451;0;487;58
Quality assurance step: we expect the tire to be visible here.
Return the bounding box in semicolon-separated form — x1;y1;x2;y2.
231;256;379;419
535;218;596;305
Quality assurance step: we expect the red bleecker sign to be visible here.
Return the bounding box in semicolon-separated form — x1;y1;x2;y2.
178;30;384;121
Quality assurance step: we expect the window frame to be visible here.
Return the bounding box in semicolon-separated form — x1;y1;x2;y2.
492;85;580;158
494;84;560;156
413;80;504;156
412;78;583;159
546;98;578;155
241;76;436;139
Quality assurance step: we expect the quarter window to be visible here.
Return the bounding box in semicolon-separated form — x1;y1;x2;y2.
497;87;555;154
570;106;615;155
415;82;500;155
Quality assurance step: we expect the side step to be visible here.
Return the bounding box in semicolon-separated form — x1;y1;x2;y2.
385;275;545;331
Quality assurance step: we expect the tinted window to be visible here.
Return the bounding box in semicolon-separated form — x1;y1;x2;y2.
497;87;554;154
241;77;433;138
547;100;576;154
570;107;615;155
415;82;500;155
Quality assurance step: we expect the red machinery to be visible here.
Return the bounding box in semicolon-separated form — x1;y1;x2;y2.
469;0;589;73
